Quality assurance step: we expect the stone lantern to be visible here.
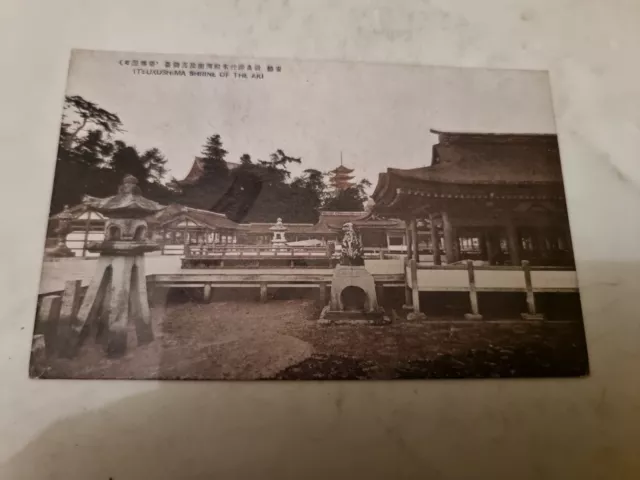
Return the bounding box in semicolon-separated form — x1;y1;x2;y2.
269;218;287;249
46;205;75;257
61;175;165;357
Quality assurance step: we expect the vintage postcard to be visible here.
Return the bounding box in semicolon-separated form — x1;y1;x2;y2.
30;49;589;380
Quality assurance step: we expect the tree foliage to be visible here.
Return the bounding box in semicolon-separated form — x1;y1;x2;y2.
63;95;124;149
50;96;173;215
49;95;374;225
322;178;372;211
200;134;229;180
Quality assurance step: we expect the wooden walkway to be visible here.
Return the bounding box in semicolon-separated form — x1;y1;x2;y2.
38;257;406;295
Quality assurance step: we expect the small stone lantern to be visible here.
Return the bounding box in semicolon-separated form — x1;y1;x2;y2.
269;217;288;249
47;205;75;257
61;175;165;357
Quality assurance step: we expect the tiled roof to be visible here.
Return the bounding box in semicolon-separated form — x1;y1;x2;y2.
372;132;563;206
152;204;239;229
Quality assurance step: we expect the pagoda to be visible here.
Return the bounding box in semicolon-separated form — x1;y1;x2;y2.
328;155;355;190
60;175;165;358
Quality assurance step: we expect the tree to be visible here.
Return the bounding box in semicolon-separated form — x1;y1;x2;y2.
140;148;168;183
240;153;252;165
110;141;146;181
291;168;326;213
73;129;114;167
257;149;302;184
63;95;123;149
200;134;229;180
323;178;372;211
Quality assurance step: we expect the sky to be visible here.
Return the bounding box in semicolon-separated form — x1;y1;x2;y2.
64;49;557;191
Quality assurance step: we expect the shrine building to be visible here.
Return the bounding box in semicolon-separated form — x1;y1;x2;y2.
371;129;575;268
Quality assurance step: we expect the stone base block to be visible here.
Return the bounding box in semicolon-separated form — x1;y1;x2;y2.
406;311;428;321
464;313;484;321
521;313;545;321
318;306;390;325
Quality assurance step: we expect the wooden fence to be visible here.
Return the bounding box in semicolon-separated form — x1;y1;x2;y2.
404;259;579;320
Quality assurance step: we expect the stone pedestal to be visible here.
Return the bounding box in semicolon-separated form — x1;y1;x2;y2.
318;265;389;325
60;247;157;358
57;175;164;358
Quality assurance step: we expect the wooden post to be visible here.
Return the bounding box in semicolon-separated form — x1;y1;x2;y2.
411;218;419;262
203;283;212;303
485;231;495;265
464;260;483;320
408;218;426;319
318;282;328;306
37;295;61;356
442;211;455;264
403;221;413;310
506;222;521;266
58;280;82;335
521;261;544;320
259;282;268;302
81;211;92;257
56;280;83;357
375;283;385;306
430;214;441;265
407;258;426;320
161;228;166;255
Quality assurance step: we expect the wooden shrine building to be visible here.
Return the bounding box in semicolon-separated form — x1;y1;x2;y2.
372;129;575;268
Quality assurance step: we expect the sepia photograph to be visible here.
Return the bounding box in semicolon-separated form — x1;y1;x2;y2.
30;49;589;380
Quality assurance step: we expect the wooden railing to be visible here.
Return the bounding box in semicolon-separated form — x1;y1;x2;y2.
184;244;332;258
184;244;394;259
404;258;579;320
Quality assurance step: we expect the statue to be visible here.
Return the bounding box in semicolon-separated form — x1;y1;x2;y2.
340;222;364;266
319;222;388;324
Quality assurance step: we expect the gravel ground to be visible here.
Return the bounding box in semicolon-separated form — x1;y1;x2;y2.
35;299;589;380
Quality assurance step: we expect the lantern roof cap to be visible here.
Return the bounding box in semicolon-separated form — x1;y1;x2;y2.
82;175;165;217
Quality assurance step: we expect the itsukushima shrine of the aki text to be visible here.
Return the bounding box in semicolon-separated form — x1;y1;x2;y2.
38;129;580;358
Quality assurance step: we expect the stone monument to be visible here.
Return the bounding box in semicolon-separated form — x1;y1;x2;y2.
319;223;389;325
59;175;165;357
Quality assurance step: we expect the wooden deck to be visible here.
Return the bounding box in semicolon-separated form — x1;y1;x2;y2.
38;257;406;295
150;271;405;288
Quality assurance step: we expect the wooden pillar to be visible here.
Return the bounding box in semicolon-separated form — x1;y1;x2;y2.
81;211;92;257
521;261;544;320
203;283;212;303
506;222;521;266
259;282;268;302
318;282;328;306
57;280;82;345
375;283;385;306
410;218;419;262
161;228;166;255
403;221;413;309
405;223;413;259
536;228;548;265
485;231;495;265
442;211;455;264
407;257;426;320
37;295;61;356
464;260;482;320
430;214;441;265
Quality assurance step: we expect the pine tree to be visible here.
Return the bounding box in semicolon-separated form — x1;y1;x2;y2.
200;134;229;181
